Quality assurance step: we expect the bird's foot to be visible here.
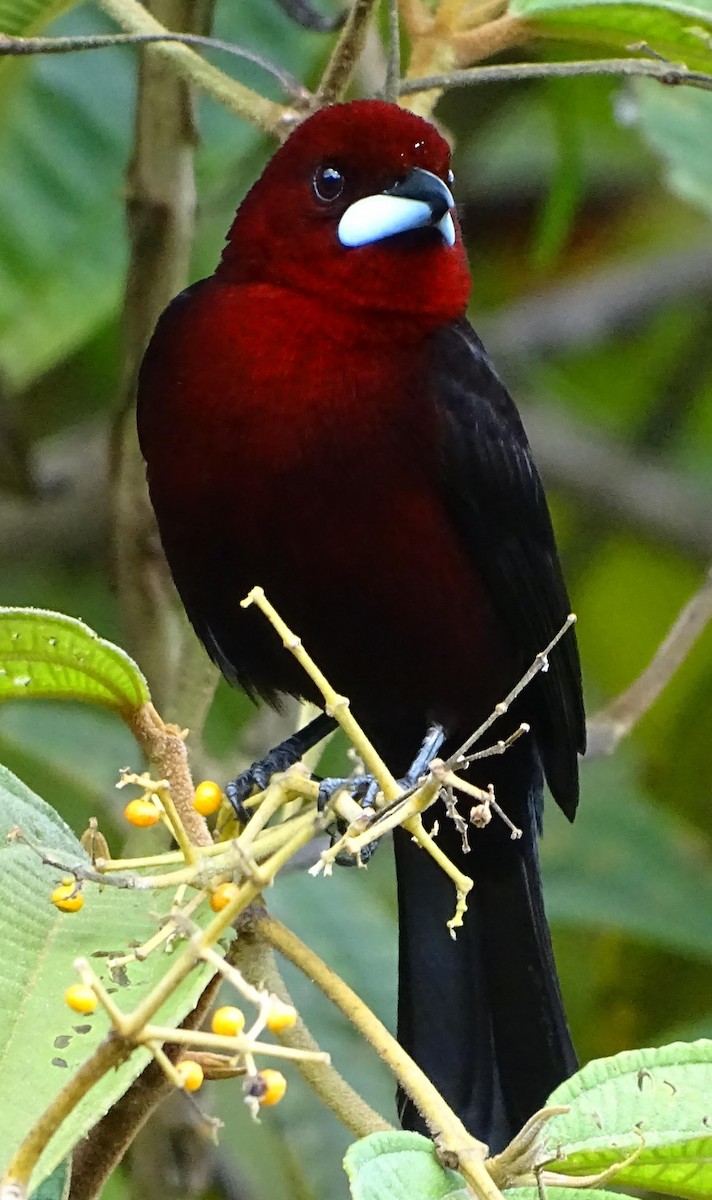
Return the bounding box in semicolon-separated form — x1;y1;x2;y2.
319;724;446;866
226;712;336;823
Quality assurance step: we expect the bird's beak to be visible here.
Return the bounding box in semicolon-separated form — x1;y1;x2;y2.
337;167;456;249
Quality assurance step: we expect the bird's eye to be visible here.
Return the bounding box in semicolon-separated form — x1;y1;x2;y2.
313;165;345;203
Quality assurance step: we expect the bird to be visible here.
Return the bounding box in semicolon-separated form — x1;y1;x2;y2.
137;98;586;1153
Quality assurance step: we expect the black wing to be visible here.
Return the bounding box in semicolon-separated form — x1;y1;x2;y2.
431;318;585;819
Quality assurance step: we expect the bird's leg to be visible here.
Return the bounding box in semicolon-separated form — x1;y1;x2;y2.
402;724;446;787
320;724;446;866
318;723;446;812
226;711;336;819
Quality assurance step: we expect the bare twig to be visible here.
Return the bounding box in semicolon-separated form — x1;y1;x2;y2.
587;567;712;757
401;55;712;95
0;32;310;100
447;616;577;766
384;0;401;102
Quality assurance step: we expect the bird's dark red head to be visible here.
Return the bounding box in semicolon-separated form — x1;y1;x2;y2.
217;100;471;322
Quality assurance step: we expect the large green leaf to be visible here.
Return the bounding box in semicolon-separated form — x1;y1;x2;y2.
0;764;215;1192
0;607;148;714
540;1041;712;1198
511;0;712;70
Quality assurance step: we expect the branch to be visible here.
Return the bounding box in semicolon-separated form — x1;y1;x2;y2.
236;916;392;1137
479;244;712;360
586;566;712;757
0;32;310;101
384;0;401;103
68;972;223;1200
109;0;222;732
400;55;712;95
243;588;473;919
257;913;506;1199
316;0;379;104
94;0;291;131
522;401;712;560
128;703;212;849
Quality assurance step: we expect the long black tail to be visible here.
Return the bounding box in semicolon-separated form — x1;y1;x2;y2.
393;737;576;1153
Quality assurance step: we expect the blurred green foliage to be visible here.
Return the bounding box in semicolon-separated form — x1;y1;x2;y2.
1;0;712;1196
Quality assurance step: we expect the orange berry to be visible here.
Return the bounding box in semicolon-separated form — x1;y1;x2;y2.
211;1005;246;1037
266;1000;297;1033
210;882;240;912
124;798;160;827
64;984;97;1014
193;780;223;816
176;1059;204;1092
251;1068;287;1107
51;881;84;912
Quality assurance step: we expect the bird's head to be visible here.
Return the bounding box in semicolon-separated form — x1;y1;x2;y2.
217;100;471;323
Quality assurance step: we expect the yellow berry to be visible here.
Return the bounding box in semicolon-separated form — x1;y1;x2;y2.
252;1068;287;1107
193;780;223;816
210;882;239;912
176;1059;204;1092
124;798;160;827
64;984;97;1014
51;881;84;912
266;1000;297;1033
211;1005;246;1037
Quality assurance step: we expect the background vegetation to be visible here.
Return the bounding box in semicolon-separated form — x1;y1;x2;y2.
1;0;712;1196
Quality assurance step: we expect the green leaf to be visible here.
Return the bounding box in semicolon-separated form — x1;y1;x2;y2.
344;1132;468;1200
539;1041;712;1198
637;82;712;219
510;0;712;71
30;1159;71;1200
0;607;149;715
0;764;215;1191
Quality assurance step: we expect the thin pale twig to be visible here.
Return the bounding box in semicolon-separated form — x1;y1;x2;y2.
400;56;712;95
447;616;577;768
587;566;712;758
383;0;401;102
0;32;311;100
